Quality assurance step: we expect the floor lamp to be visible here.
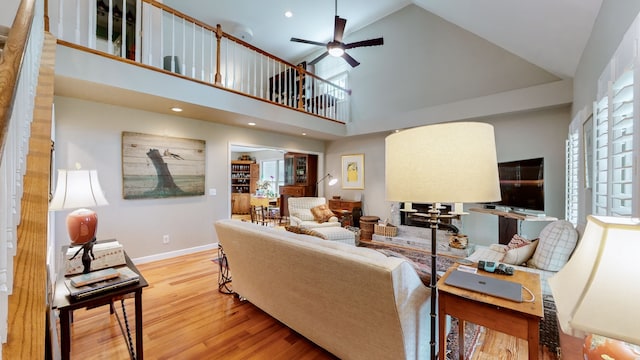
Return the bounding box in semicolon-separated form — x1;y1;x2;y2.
385;122;501;359
315;173;338;196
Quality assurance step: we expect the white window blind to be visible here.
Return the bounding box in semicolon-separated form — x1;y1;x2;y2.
566;130;579;226
593;69;636;217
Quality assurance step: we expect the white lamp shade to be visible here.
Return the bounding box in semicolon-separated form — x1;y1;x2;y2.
385;122;501;203
549;215;640;345
49;169;109;210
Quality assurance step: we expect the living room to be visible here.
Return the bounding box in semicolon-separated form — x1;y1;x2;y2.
3;0;640;358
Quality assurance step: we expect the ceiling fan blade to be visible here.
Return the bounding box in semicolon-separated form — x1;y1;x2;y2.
344;37;384;49
309;51;330;65
334;16;347;42
290;38;326;47
342;52;360;67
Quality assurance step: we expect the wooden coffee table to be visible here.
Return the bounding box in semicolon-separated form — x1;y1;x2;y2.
437;264;543;360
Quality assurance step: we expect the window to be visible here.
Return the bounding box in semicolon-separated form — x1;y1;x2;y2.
260;159;284;195
593;69;635;217
566;129;579;226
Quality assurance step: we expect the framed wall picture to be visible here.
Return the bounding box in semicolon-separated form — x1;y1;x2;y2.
122;132;206;199
583;114;593;189
341;154;364;189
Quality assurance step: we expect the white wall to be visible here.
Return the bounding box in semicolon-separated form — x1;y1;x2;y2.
342;5;561;127
325;105;570;246
52;96;325;259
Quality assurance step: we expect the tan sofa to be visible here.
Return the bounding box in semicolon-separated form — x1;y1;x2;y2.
214;219;439;360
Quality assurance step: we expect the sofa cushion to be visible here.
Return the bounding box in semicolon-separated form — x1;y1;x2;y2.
502;239;538;265
528;220;578;271
310;204;335;223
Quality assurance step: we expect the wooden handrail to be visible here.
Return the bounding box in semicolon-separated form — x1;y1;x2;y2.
0;0;35;161
142;0;351;95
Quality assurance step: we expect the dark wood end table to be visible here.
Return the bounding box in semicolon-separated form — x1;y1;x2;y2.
52;248;148;360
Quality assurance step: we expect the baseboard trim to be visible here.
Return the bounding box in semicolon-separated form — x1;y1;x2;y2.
131;243;219;265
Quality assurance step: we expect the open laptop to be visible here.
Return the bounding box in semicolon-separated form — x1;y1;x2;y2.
444;269;523;302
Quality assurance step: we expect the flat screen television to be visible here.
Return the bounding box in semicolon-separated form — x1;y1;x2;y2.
495;157;544;212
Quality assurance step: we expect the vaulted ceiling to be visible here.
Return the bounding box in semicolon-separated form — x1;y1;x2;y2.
164;0;603;79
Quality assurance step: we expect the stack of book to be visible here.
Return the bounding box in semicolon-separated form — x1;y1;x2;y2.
65;266;140;299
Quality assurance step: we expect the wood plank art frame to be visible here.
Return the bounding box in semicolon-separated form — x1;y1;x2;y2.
122;132;205;199
341;154;364;189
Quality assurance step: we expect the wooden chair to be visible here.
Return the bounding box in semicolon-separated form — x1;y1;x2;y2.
250;205;269;226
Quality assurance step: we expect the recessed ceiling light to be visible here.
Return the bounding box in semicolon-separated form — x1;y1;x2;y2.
284;10;293;18
301;132;307;136
248;122;256;126
170;107;183;112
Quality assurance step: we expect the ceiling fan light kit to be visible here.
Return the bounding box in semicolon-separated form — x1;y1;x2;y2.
290;0;383;67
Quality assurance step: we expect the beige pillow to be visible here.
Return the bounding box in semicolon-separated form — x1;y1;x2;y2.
502;239;538;265
310;204;335;223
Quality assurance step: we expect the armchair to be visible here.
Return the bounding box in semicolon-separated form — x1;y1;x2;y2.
288;197;341;229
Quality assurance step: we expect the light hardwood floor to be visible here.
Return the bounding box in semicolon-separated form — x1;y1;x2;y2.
65;249;576;359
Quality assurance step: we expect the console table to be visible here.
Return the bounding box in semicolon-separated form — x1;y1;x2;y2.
469;208;558;244
371;225;474;258
53;249;148;359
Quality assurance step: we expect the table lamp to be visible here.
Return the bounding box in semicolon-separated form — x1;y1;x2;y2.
49;168;109;273
549;215;640;359
385;122;501;359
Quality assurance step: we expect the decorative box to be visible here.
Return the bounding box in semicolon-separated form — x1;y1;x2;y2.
65;240;125;275
374;223;398;237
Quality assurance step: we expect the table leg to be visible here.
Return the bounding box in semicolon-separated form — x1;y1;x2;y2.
135;289;144;360
528;319;540;360
458;320;465;360
438;304;446;360
59;309;71;360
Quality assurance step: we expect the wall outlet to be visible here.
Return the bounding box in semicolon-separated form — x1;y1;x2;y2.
163;235;170;244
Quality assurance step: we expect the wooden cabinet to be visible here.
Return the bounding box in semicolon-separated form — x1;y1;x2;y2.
328;200;362;214
231;160;259;214
279;152;318;217
328;199;362;226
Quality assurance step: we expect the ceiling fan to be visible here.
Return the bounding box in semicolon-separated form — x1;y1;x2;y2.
290;0;384;67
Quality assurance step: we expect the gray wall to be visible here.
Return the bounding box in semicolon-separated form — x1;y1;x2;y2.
325;106;570;246
53;96;325;259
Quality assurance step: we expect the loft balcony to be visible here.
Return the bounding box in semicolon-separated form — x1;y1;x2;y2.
48;0;350;138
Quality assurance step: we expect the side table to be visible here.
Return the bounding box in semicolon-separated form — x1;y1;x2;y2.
438;264;543;359
53;249;148;360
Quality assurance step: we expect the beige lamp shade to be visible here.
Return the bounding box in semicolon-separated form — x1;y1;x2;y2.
549;215;640;345
49;169;109;210
50;169;109;245
385;122;501;203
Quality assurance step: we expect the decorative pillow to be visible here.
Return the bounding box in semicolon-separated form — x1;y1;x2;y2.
507;234;534;250
284;225;327;239
300;228;327;239
502;239;538;265
284;225;303;234
310;204;335;223
528;220;578;271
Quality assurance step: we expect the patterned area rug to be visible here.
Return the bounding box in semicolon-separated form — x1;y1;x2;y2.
357;241;560;359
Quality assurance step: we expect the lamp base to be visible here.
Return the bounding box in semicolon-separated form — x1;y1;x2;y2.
69;237;97;274
67;208;98;246
584;334;640;359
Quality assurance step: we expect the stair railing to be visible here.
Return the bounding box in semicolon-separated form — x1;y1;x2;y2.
47;0;351;123
0;0;46;354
